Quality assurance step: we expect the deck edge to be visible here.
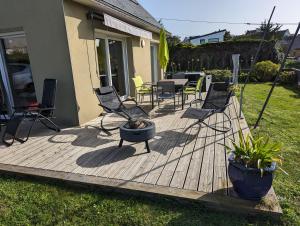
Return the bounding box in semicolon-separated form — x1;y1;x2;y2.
0;163;282;217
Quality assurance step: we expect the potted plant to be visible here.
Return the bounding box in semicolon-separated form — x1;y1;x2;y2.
226;130;283;200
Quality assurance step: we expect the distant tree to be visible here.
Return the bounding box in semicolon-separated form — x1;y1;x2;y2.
259;20;282;40
224;31;232;41
167;35;181;47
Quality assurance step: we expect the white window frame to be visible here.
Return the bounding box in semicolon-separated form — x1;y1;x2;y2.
94;30;129;98
150;43;158;83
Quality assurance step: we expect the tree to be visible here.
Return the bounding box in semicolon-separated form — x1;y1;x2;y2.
166;35;181;47
224;31;232;41
259;20;282;40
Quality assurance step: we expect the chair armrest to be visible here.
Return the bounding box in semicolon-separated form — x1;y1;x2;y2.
21;106;56;113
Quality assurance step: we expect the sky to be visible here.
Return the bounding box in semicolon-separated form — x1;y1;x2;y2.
139;0;300;39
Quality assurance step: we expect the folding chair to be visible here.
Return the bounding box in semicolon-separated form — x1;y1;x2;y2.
182;82;232;132
2;79;60;146
94;86;148;131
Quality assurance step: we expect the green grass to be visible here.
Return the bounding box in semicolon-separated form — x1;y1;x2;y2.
0;83;299;225
240;83;300;225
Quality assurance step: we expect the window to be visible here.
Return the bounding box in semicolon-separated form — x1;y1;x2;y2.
208;38;219;43
0;35;37;108
200;39;205;44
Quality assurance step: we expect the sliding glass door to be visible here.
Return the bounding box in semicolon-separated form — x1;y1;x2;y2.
0;33;37;113
96;34;128;98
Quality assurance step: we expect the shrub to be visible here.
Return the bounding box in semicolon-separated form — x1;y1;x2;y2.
285;59;300;70
253;61;279;82
279;70;297;84
204;69;232;82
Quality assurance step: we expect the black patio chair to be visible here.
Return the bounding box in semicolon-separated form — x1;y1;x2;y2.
2;79;60;146
0;104;8;132
182;82;232;132
156;81;178;111
94;86;148;131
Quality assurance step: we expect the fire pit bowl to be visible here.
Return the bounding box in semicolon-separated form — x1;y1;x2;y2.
119;120;156;153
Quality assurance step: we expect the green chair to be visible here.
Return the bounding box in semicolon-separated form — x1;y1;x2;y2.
183;76;205;103
132;75;152;103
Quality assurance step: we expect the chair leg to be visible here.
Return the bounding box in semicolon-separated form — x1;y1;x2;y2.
119;139;123;148
38;115;61;132
145;140;150;153
201;112;232;133
174;97;176;111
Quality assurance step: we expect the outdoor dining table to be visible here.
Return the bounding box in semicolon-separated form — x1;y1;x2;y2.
151;79;188;110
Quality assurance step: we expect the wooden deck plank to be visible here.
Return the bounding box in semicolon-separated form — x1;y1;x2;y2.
212;113;228;194
2;134;68;166
36;130;102;170
143;114;193;185
155;117;195;187
183;121;209;190
197;116;216;193
169;125;199;189
131;111;187;183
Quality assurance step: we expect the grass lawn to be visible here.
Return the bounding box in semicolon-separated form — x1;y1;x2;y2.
0;83;299;225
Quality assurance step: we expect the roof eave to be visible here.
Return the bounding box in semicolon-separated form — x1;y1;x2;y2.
72;0;164;35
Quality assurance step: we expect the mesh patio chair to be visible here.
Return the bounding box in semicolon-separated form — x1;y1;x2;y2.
183;76;205;102
156;81;177;111
2;79;60;146
94;86;148;131
182;82;232;132
132;75;152;103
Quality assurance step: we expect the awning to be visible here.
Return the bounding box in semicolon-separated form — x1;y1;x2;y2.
104;14;152;40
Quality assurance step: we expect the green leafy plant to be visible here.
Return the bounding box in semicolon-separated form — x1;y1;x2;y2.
279;70;297;84
253;60;279;82
226;130;283;176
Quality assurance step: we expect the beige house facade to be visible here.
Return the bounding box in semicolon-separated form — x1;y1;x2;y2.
0;0;162;126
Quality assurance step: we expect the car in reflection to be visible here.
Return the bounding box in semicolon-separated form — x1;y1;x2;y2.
7;63;35;92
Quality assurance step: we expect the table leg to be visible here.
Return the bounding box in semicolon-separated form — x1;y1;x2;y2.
181;85;184;110
151;85;154;109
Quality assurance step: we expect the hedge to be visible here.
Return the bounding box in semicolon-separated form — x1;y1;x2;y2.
167;40;280;72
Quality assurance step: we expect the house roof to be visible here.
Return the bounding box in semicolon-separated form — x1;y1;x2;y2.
95;0;162;30
188;29;227;40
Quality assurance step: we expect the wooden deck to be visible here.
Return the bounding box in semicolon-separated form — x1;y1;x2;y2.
0;96;282;216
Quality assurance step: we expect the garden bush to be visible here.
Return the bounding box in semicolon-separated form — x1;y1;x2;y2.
204;69;231;82
285;59;300;70
253;60;279;82
279;70;297;84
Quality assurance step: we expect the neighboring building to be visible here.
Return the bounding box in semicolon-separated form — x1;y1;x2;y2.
0;0;163;126
184;29;227;45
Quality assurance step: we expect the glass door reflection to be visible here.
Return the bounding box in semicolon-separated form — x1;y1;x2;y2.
0;36;37;107
108;39;126;97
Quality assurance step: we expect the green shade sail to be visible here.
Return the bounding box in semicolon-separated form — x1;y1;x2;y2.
159;29;169;72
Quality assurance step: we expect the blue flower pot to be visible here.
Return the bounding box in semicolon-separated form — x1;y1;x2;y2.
228;154;276;201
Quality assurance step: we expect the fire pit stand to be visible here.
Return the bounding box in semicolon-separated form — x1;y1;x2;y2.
119;120;156;153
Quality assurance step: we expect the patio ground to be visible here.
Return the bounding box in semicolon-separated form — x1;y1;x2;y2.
0;94;281;217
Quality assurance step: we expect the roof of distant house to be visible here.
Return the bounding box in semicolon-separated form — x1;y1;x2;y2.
188;29;227;40
95;0;162;30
